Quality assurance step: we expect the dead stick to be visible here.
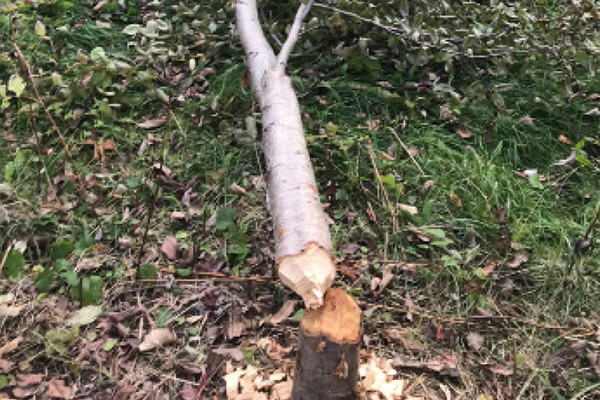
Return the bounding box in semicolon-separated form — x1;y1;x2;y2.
363;302;596;335
366;141;397;230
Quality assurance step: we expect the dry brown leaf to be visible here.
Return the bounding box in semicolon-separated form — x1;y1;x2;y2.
398;204;418;215
0;358;13;372
0;305;23;318
0;337;23;358
160;236;178;260
138;329;176;351
558;134;571;144
269;300;297;325
47;379;73;399
179;384;196;400
230;183;247;195
520;115;534;126
226;306;245;340
506;252;529;269
455;128;473;138
481;262;496;277
137;118;167;129
16;374;44;387
585;107;600;116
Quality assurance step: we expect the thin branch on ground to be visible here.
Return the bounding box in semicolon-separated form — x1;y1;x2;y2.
367;141;397;231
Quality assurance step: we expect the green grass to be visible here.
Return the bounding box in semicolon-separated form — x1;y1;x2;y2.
1;1;599;399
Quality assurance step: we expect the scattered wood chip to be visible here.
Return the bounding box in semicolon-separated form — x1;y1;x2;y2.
230;183;247;195
558;134;571;144
139;329;176;351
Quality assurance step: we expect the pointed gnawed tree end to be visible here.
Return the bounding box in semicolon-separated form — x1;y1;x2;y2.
278;243;336;309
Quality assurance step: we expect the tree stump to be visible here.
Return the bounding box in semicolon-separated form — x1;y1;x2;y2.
292;288;362;400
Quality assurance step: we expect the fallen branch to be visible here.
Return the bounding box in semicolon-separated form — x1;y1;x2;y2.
237;0;335;309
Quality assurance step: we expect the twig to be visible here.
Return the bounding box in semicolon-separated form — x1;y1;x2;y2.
0;245;12;278
138;274;277;284
363;302;597;336
366;141;397;230
276;0;315;68
135;67;172;267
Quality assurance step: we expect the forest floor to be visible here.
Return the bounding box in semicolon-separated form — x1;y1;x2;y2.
1;1;600;400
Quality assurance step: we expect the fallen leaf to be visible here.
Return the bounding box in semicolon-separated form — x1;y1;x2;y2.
481;262;496;277
585;107;600;116
137;118;167;129
555;150;577;166
558;134;571;144
272;381;293;400
230;183;247;195
17;374;43;387
506;252;529;269
0;358;12;372
0;305;23;318
139;329;176;351
466;332;484;351
398;204;418;215
67;305;103;326
179;384;196;400
455;127;473;138
520;115;534;126
111;383;135;399
0;337;23;358
269;300;297;325
405;293;415;322
548;341;587;390
47;379;73;399
161;236;178;260
226;306;245;340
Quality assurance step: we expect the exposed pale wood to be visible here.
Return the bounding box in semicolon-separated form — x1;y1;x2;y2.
236;0;335;308
292;288;362;400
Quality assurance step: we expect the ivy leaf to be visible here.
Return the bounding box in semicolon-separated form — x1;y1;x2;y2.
3;250;25;279
35;266;55;292
7;75;26;97
216;207;236;231
35;21;47;37
74;276;104;305
138;263;158;279
50;240;74;260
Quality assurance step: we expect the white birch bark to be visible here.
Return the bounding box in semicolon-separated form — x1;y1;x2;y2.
236;0;335;309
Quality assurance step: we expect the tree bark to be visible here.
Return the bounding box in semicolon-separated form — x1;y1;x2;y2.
291;288;361;400
236;3;361;399
236;0;335;310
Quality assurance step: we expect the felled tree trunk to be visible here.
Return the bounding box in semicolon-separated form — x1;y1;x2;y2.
236;0;335;309
236;1;361;399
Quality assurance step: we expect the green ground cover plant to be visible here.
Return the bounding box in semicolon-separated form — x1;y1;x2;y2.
0;1;599;399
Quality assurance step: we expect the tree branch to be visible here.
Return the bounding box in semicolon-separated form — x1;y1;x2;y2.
276;0;315;68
